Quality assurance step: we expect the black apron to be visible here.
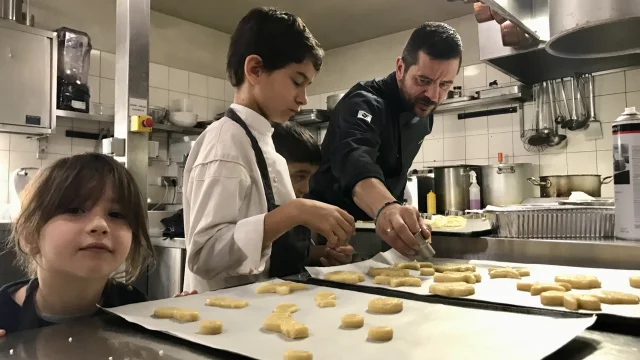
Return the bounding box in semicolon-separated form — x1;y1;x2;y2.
225;108;310;277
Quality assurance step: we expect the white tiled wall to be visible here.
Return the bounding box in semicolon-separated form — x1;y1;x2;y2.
0;49;234;204
311;63;640;198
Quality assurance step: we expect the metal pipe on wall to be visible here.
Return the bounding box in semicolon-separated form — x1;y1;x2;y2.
114;0;150;294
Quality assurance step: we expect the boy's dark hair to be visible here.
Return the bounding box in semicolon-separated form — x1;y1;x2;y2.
272;121;321;165
401;22;463;71
10;153;154;283
227;7;324;87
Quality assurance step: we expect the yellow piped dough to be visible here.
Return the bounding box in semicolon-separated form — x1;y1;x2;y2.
199;320;223;335
420;268;436;276
434;273;477;284
324;271;365;284
274;303;300;314
153;307;182;319
340;314;364;329
418;262;433;268
433;264;476;273
394;262;421;271
368;326;393;341
429;282;475;297
314;291;336;301
367;267;409;277
283;350;313;360
530;283;568;296
563;293;601;311
444;271;481;282
488;268;521;279
389;276;422;288
540;291;566;306
173;309;200;322
591;290;640;305
205;297;248;309
629;276;640;289
256;281;306;295
281;320;309;339
263;312;292;332
554;275;601;290
367;297;403;314
316;299;336;308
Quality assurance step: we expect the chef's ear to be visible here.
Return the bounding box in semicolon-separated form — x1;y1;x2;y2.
244;55;264;85
395;56;406;80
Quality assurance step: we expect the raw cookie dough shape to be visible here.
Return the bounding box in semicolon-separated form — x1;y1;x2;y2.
373;275;392;285
394;262;421;271
314;291;336;301
340;314;364;329
281;320;309;339
563;293;601;311
274;303;300;314
488;268;521;279
630;276;640;289
434;273;477;284
367;297;404;314
433;264;476;273
389;276;422;288
418;262;433;268
173;309;200;322
283;350;313;360
530;283;568;296
367;267;409;277
554;275;601;290
324;271;365;284
420;268;436;276
591;290;640;305
488;267;530;277
367;326;393;342
316;299;336;308
518;282;571;292
199;320;223;335
263;312;293;332
256;281;306;294
444;271;482;282
153;307;182;319
205;297;249;309
540;291;566;306
429;282;475;297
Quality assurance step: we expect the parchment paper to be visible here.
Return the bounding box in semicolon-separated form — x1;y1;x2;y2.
106;282;595;360
306;249;640;318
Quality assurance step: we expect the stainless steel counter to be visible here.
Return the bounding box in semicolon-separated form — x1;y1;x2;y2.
0;308;638;359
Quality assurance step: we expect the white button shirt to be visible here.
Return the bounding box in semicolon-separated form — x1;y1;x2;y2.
182;104;296;292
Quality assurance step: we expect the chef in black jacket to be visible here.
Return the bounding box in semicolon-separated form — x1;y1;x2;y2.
308;22;463;257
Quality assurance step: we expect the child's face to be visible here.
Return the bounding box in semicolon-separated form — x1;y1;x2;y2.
288;162;319;198
35;191;132;280
255;59;317;124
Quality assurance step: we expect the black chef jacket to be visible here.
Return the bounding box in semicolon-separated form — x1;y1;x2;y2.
308;72;433;221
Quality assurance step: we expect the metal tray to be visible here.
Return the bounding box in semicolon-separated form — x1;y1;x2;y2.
485;205;615;239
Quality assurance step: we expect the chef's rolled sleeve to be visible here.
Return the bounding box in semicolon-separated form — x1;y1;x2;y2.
184;160;271;280
331;92;386;197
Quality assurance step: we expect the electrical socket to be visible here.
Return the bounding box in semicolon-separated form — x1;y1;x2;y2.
158;176;178;187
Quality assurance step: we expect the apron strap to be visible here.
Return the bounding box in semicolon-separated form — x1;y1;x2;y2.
225;107;277;211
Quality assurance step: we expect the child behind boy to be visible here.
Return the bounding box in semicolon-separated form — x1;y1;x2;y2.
272;121;354;266
183;7;356;292
0;153;154;335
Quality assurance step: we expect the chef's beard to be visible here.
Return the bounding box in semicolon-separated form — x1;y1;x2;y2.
399;79;439;117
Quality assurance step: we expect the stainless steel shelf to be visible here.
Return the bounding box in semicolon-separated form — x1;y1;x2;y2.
153;123;204;135
434;92;531;115
55;109;114;122
56;110;204;135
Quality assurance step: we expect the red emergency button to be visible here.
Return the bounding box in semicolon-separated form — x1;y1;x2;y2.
143;117;154;128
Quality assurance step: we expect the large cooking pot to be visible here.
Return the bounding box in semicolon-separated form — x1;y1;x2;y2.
480;163;534;206
326;93;344;111
433;165;482;213
528;175;613;198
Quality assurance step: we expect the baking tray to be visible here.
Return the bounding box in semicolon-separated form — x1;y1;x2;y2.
484;205;615;239
105;282;595;360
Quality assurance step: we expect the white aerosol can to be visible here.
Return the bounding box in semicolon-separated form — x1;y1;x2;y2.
613;107;640;240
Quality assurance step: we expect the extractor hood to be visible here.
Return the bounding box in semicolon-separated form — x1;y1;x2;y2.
478;0;640;84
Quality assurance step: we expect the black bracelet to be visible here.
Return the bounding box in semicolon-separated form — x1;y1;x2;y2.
374;200;401;224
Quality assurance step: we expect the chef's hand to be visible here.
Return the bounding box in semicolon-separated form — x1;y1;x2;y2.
297;199;355;248
375;204;431;257
175;290;198;297
0;329;5;337
320;245;354;266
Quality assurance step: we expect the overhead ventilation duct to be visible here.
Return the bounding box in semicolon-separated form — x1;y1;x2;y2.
545;0;640;58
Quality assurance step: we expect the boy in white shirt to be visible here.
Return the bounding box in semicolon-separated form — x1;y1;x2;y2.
183;7;355;292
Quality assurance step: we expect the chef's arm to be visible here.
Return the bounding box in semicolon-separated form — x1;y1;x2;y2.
352;178;397;219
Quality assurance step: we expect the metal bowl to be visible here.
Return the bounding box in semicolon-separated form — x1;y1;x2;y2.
148;106;168;123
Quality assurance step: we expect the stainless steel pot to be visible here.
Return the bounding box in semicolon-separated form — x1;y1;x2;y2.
326;93;344;111
433;165;481;213
480;163;534;206
528;175;613;198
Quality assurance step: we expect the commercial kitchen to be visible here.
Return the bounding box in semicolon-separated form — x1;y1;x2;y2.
2;0;640;359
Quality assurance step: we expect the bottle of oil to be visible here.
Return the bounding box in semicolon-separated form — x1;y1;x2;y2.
427;191;436;214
